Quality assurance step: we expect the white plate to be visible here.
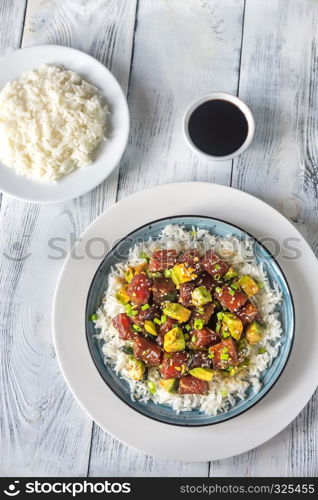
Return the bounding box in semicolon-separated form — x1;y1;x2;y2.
0;45;129;203
53;182;318;461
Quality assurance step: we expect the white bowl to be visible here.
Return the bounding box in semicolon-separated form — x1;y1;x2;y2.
0;45;130;204
183;92;255;161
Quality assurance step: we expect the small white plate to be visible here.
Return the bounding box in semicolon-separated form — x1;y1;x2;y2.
0;45;129;203
53;182;318;461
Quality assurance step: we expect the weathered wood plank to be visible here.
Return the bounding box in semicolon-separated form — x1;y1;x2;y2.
0;0;136;476
88;0;245;477
88;427;208;477
0;0;27;56
117;0;245;201
0;0;27;207
211;0;318;477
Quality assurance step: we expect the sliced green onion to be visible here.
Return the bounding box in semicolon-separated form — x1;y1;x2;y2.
147;381;157;394
258;281;265;290
90;313;98;321
164;269;172;278
184;333;190;340
215;287;222;294
229;289;235;296
161;315;167;323
222;331;230;338
231;282;239;290
214;273;221;281
125;304;133;316
154;318;161;325
139;251;149;260
191;230;197;237
141;303;150;311
132;324;142;332
191;335;197;343
220;390;228;397
216;323;221;333
217;311;224;321
193;319;204;330
185;324;192;332
258;347;267;354
220;353;229;360
214;264;221;270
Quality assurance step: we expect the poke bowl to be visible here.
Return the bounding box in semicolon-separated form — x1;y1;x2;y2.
86;216;294;426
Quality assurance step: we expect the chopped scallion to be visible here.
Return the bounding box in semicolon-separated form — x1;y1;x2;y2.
154;318;161;325
141;303;150;311
90;313;98;321
193;319;204;330
258;347;267;354
139;251;149;260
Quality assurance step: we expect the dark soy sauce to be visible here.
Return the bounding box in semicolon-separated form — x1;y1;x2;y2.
188;99;249;157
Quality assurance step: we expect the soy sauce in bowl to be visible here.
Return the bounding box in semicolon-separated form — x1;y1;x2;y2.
183;93;255;161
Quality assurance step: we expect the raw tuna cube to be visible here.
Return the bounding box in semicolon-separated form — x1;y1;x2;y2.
179;250;201;271
237;300;261;325
112;313;135;340
191;327;221;349
133;336;162;366
215;285;247;312
191;302;215;325
152;277;177;303
178;375;209;394
127;273;152;306
179;282;196;307
190;351;212;369
195;271;217;291
209;338;239;370
148;249;178;271
160;352;190;379
201;250;229;277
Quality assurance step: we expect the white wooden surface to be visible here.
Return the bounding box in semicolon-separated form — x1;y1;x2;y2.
0;0;317;477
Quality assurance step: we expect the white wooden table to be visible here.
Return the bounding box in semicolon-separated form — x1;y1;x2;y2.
0;0;317;477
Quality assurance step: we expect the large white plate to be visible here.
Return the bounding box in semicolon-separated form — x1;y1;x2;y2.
0;45;129;203
53;182;318;461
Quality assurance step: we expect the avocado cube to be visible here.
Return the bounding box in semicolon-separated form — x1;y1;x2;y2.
171;263;197;285
189;367;215;381
144;320;158;336
125;268;134;283
191;286;212;306
127;356;145;380
116;286;130;304
163;326;186;352
222;312;243;340
223;267;238;280
246;321;263;344
238;275;259;297
160;378;178;393
163;302;191;323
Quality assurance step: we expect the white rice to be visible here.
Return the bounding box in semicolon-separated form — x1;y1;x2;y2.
93;224;283;416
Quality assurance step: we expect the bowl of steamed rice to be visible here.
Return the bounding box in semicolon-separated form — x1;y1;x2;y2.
86;216;294;426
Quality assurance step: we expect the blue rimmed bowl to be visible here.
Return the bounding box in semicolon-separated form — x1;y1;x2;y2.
86;215;294;427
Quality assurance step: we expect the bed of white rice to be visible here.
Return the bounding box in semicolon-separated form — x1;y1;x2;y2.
93;224;283;416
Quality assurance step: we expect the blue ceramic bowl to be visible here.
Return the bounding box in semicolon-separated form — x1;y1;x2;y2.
86;216;294;426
